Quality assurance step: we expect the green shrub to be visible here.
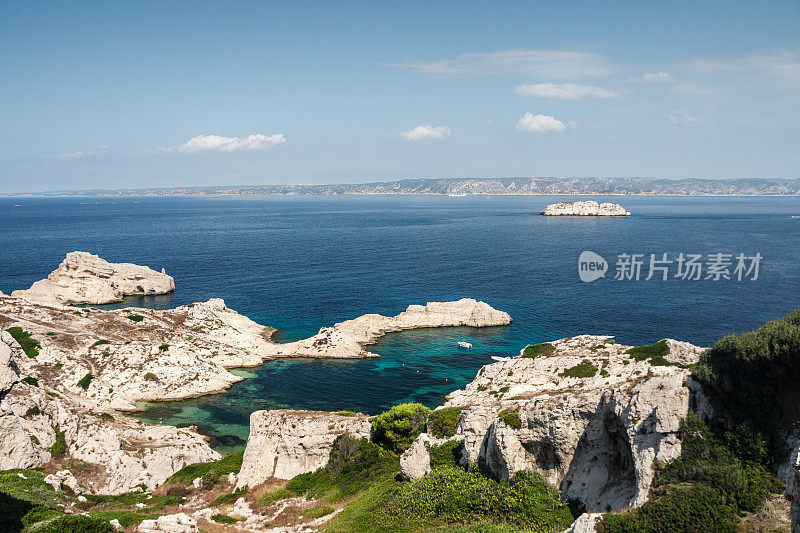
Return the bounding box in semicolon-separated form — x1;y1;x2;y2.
427;407;464;438
597;484;739;532
212;488;247;506
168;449;244;485
30;435;40;445
50;426;67;457
476;385;487;392
77;373;94;390
498;408;522;429
288;435;398;502
626;340;669;362
303;504;334;518
560;359;598;378
426;440;464;469
211;514;239;524
371;403;431;454
6;327;41;358
126;314;144;322
336;411;357;417
378;468;573;532
260;487;291;505
158;344;170;352
91;340;110;348
38;513;117;532
24;406;41;417
21;376;39;387
143;372;158;381
521;343;555;359
21;505;61;529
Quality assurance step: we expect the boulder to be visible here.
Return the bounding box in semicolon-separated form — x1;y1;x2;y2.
563;513;602;533
236;410;371;488
400;433;458;481
137;513;198;533
11;251;174;305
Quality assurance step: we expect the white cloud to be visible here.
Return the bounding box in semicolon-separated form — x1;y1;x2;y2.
400;125;451;141
383;49;614;78
669;113;698;126
629;72;673;83
516;113;567;133
176;133;286;153
513;83;619;100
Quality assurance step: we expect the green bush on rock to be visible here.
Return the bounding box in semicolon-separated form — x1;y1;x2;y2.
427;407;464;438
371;402;431;454
6;327;41;358
521;343;555;359
560;359;598;378
167;449;244;485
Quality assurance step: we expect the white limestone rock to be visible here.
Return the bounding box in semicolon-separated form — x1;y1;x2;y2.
236;410;371;488
0;332;18;394
265;298;512;359
137;513;198;533
541;201;630;216
563;512;602;533
11;251;175;305
400;433;459;481
43;470;83;493
444;334;705;512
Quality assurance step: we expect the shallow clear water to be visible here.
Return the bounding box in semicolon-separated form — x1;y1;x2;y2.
2;195;799;451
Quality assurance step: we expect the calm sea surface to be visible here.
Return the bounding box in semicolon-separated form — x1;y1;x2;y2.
2;195;799;450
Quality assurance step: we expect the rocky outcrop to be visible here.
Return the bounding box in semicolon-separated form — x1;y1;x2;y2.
443;335;704;512
541;201;630;216
236;410;371;488
400;433;455;481
11;251;175;305
265;298;512;359
138;513;198;533
563;513;602;533
780;436;800;533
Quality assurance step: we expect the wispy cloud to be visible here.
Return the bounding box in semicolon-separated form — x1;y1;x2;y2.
681;48;800;81
516;113;567;133
513;83;619;100
51;150;96;159
629;72;673;83
174;133;286;153
400;125;451;141
383;49;614;78
669;113;698;127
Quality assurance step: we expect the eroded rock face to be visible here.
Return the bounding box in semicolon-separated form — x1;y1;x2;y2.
138;513;198;533
265;298;512;359
236;410;371;488
400;433;456;481
541;201;630;216
11;251;175;305
444;335;704;512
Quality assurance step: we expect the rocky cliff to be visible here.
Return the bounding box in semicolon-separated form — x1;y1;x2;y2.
541;201;630;216
402;335;708;512
11;251;175;305
236;410;372;488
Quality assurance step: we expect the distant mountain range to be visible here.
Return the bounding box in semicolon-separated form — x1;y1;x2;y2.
9;177;800;197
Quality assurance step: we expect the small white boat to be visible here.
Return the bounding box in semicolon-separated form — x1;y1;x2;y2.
457;341;473;348
491;356;511;362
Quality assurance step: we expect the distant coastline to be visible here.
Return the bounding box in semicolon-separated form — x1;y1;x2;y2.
5;177;800;197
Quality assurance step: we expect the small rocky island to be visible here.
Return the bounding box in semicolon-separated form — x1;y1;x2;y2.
541;200;630;216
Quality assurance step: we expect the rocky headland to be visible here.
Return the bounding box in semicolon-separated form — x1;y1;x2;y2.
11;251;175;305
541;201;630;216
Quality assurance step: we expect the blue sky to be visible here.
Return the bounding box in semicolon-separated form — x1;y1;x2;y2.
1;1;799;192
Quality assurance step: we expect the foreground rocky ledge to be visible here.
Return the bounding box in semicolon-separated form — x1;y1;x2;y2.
11;251;175;305
541;200;630;216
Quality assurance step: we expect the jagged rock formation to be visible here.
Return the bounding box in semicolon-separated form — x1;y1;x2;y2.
266;298;512;359
399;432;452;481
138;513;199;533
11;251;175;305
541;201;630;216
236;410;371;488
436;335;706;512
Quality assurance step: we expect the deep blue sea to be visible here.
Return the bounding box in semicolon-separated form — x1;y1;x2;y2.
2;195;799;450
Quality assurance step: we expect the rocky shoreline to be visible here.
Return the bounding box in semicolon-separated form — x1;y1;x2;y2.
541;200;630;216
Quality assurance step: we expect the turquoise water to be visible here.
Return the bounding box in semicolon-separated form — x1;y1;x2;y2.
2;194;799;451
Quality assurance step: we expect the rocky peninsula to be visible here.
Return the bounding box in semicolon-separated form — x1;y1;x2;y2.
541;200;630;216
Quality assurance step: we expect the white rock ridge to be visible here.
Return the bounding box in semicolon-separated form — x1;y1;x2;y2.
12;251;175;305
236;410;371;489
441;334;705;512
541;201;630;216
265;298;512;359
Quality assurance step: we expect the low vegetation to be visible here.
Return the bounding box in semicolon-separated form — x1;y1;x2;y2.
426;440;464;469
49;427;66;457
303;504;335;519
371;402;431;454
77;373;94;390
126;314;145;322
6;327;40;358
426;407;464;438
625;339;670;366
211;513;239;524
336;411;357;417
21;376;39;387
91;339;110;348
559;359;598;378
520;343;555;359
167;449;244;486
498;408;522;429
